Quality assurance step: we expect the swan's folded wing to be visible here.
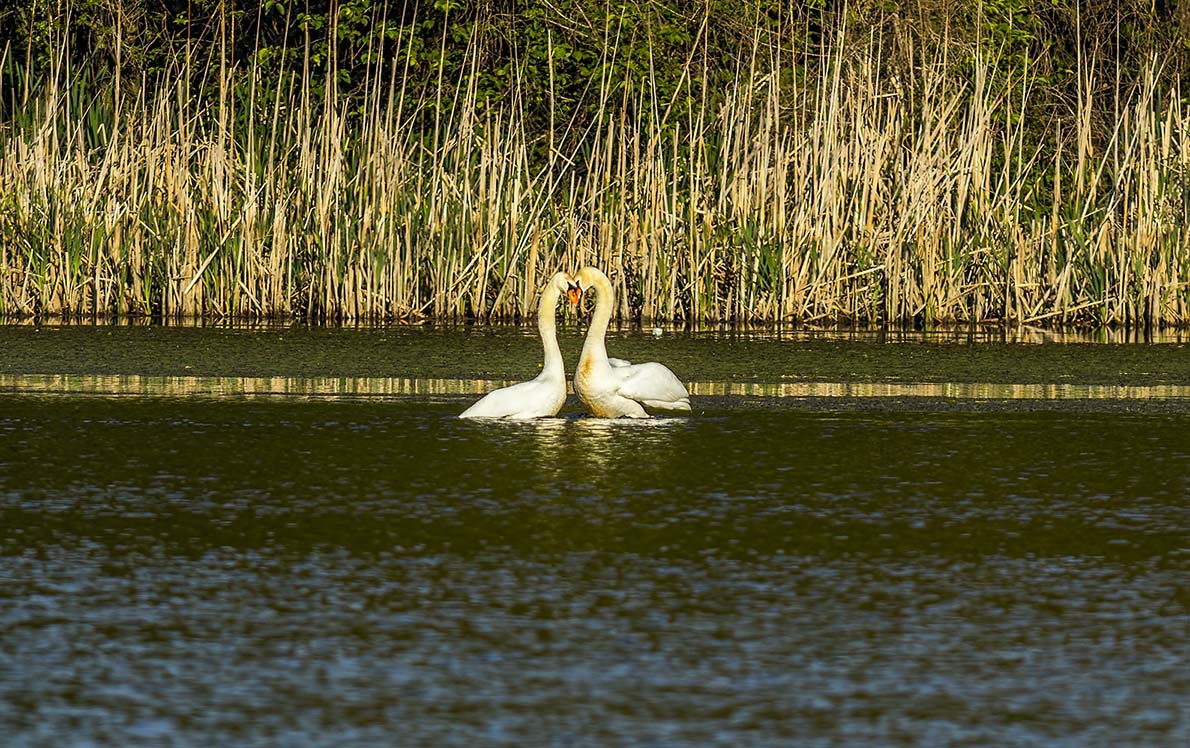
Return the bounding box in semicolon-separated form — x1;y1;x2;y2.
615;362;691;411
608;357;632;368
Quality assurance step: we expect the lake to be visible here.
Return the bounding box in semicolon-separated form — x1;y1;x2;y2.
2;324;1189;746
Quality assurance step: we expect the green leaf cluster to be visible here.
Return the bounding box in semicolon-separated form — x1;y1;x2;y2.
3;1;1189;160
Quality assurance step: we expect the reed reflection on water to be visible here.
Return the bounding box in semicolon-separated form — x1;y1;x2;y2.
5;372;1190;402
9;316;1190;344
1;395;1188;747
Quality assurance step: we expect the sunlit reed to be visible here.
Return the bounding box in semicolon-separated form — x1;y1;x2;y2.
1;18;1187;325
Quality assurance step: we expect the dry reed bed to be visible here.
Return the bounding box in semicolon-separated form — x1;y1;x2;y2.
1;29;1188;325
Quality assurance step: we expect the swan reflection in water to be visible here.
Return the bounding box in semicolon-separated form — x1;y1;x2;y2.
568;412;688;474
467;410;688;478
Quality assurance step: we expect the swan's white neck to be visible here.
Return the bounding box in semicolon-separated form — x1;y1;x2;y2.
580;270;614;366
537;283;564;380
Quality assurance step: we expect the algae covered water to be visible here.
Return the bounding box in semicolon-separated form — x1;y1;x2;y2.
3;394;1190;747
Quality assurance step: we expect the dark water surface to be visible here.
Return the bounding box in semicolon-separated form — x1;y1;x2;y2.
3;393;1189;747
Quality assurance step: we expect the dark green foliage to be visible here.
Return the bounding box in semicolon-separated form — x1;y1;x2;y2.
3;1;1187;145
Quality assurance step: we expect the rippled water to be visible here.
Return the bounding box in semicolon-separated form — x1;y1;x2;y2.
3;395;1189;747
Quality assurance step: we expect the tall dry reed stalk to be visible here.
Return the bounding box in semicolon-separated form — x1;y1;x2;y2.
1;13;1187;325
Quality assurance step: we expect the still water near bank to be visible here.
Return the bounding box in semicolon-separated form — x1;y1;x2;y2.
3;323;1189;385
2;325;1190;746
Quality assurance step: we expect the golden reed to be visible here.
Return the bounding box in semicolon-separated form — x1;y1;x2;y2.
1;24;1187;325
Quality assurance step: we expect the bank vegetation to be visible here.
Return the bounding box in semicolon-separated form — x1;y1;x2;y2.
1;1;1188;325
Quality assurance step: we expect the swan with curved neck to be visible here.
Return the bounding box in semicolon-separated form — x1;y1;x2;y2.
572;266;691;418
459;271;581;419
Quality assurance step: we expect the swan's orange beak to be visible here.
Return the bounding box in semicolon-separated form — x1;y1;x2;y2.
567;284;582;309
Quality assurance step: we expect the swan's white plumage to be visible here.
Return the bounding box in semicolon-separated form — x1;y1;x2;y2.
457;376;565;419
615;361;691;411
573;266;691;418
459;272;575;419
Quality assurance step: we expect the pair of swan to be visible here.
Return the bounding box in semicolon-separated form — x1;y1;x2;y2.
459;267;691;419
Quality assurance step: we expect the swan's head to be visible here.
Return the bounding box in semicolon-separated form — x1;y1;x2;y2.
549;271;582;309
573;266;608;297
570;266;609;315
561;274;583;309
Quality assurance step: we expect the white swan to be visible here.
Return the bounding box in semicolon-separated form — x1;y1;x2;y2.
459;271;581;419
572;266;691;418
